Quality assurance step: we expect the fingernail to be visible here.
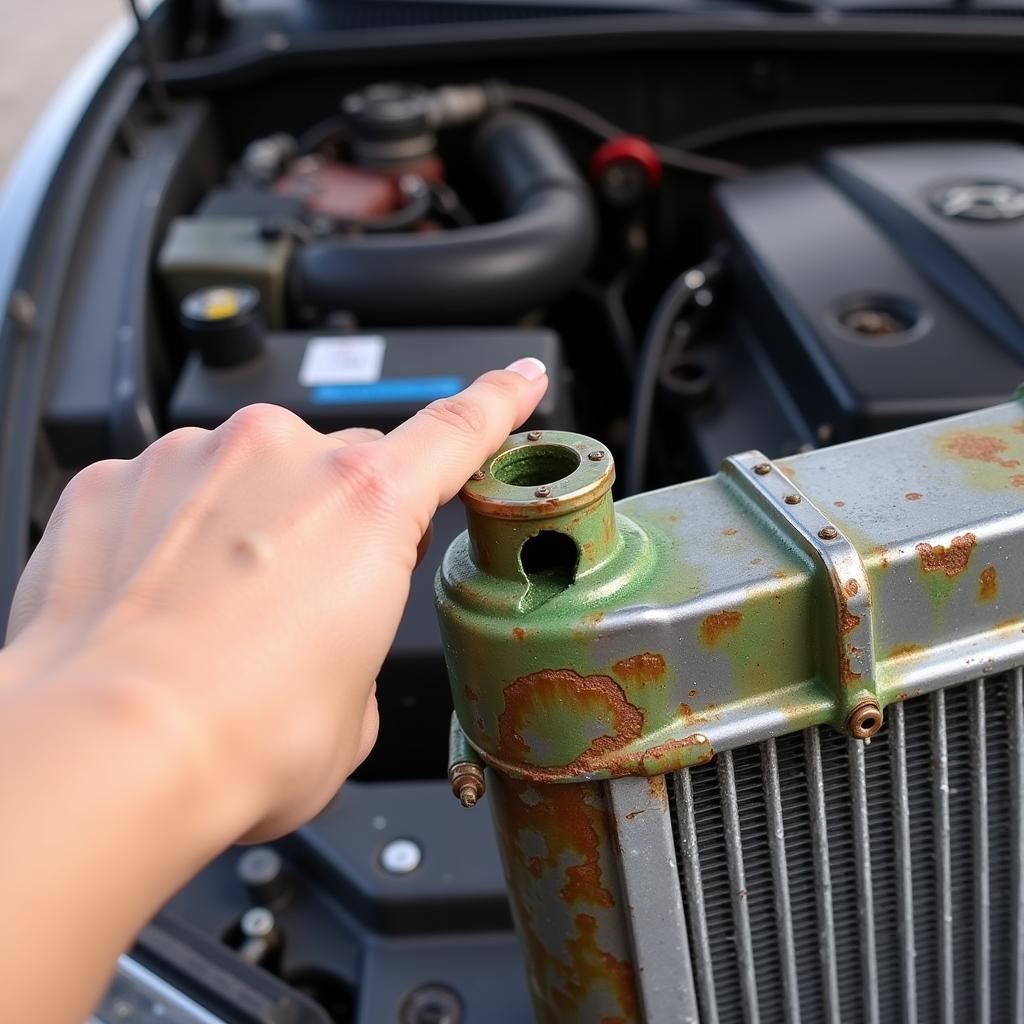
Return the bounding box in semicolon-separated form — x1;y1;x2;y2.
504;356;547;381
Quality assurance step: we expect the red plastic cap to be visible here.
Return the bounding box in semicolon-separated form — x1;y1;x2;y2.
589;136;663;192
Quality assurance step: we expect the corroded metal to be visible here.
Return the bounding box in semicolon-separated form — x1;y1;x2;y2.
448;713;486;807
435;399;1024;1024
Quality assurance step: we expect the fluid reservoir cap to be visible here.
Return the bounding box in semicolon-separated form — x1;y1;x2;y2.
180;284;264;368
342;83;437;167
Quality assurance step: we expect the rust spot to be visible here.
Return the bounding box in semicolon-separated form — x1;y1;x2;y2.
780;465;797;479
844;578;859;597
497;670;644;778
751;557;763;565
722;527;738;536
916;533;977;579
586;611;605;624
889;643;924;659
943;433;1021;469
905;492;923;501
640;733;714;770
700;611;743;646
1012;475;1024;488
612;651;666;686
688;688;697;698
464;684;480;702
550;913;638;1021
1014;423;1024;434
624;809;645;821
834;500;846;507
677;702;693;721
512;627;526;642
979;565;998;603
647;776;669;811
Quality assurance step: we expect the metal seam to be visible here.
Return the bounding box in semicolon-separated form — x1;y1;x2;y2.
721;450;878;733
673;768;720;1024
890;701;918;1024
969;679;991;1024
805;727;841;1024
931;689;955;1024
719;749;760;1024
760;738;801;1024
849;738;880;1024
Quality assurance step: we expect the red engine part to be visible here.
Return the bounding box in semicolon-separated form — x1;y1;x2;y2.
589;136;662;205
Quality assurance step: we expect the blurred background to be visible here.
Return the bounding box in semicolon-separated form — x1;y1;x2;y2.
0;0;121;178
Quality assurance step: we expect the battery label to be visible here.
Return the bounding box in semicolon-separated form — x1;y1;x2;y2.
299;335;386;387
311;377;464;406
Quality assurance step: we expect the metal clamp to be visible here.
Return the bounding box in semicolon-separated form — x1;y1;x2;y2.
723;451;881;738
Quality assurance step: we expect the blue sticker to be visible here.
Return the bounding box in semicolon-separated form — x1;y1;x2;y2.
311;376;464;406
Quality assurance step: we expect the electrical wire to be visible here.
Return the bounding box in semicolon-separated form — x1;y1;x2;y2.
625;255;722;496
575;263;640;379
498;84;746;179
664;102;1024;153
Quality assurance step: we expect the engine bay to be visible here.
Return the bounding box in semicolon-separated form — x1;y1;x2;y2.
7;5;1024;1020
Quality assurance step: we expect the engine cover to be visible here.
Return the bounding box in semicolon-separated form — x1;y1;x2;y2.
694;141;1024;469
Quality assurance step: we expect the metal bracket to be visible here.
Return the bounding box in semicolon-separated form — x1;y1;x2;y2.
723;451;881;738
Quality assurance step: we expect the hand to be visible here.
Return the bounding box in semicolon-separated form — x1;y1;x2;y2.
4;358;548;844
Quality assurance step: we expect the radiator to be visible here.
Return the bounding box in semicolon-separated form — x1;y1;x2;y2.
436;398;1024;1024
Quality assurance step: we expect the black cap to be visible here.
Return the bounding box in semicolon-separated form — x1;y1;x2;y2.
180;284;264;368
341;83;436;166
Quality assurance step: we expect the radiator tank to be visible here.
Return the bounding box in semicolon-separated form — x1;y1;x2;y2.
435;397;1024;1024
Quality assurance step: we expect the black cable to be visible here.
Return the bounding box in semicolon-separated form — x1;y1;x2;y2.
126;0;171;120
575;266;639;380
625;256;722;496
498;84;746;180
664;103;1024;154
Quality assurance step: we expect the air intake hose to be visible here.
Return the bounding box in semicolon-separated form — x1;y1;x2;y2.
291;111;597;324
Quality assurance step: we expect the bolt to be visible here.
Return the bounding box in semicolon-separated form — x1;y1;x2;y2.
469;469;485;482
449;762;485;807
784;494;801;505
818;525;839;540
237;846;288;905
589;450;606;462
534;486;551;498
401;985;463;1024
381;838;422;875
753;463;771;475
240;907;275;938
848;700;883;740
527;430;543;441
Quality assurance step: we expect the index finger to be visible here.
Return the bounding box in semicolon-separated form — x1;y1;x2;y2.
377;358;548;525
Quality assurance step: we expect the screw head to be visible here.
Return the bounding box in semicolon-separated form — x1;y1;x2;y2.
784;493;801;505
469;469;485;482
527;430;542;441
381;838;422;875
588;450;606;462
534;486;551;498
240;907;275;938
753;463;771;475
818;525;839;540
401;984;463;1024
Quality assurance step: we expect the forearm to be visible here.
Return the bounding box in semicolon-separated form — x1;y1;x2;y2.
0;636;242;1024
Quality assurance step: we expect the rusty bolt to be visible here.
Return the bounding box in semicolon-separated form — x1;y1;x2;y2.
534;486;551;498
818;525;839;540
753;463;771;475
527;430;542;441
589;450;606;462
469;469;485;482
449;763;485;808
848;700;883;740
784;494;801;505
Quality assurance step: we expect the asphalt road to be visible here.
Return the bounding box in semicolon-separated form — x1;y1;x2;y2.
0;0;120;181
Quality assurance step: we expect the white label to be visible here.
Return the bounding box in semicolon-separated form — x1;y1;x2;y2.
299;336;386;387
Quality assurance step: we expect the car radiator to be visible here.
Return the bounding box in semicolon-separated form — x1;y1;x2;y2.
435;397;1024;1024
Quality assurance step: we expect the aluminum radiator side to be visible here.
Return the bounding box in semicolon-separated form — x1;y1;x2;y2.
435;398;1024;1023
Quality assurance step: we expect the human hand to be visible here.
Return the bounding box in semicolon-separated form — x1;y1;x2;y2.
5;358;547;844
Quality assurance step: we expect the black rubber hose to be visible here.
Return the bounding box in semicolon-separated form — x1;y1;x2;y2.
291;111;597;325
625;257;722;497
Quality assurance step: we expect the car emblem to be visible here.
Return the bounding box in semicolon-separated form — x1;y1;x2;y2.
929;180;1024;222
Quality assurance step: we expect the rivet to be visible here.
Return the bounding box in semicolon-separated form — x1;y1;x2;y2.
818;525;839;540
7;290;36;330
589;450;606;462
470;470;485;481
753;463;771;475
527;430;542;441
380;838;422;875
784;494;801;505
534;486;551;498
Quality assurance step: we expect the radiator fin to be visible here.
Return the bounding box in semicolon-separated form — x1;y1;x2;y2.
670;673;1023;1024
